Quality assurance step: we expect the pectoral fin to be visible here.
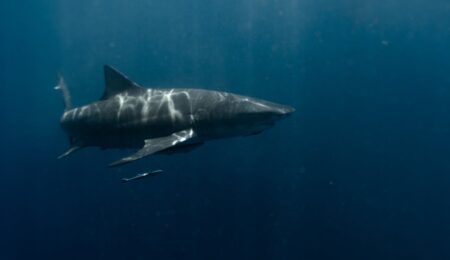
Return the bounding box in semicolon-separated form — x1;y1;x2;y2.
109;129;196;167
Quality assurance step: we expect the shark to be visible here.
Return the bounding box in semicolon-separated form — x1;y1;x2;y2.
56;65;294;167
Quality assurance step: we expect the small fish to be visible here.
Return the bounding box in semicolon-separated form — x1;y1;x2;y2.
121;169;163;183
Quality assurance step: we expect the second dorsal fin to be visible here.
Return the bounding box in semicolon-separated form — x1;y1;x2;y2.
101;65;141;100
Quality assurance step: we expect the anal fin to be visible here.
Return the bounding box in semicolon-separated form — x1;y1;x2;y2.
57;146;82;159
109;129;196;167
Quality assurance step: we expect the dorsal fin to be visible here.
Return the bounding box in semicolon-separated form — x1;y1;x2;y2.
101;65;141;99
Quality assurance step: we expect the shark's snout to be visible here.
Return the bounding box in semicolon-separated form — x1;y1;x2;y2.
278;105;295;116
266;103;295;120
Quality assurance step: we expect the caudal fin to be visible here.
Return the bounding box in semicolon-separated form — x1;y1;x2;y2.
54;75;72;111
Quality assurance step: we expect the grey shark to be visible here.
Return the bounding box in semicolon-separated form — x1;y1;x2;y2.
56;65;294;167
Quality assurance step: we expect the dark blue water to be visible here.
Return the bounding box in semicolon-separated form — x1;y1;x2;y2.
2;0;450;259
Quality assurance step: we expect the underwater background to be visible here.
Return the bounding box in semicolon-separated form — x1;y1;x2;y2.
1;0;450;259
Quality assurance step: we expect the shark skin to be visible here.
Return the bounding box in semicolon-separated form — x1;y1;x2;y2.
56;65;295;167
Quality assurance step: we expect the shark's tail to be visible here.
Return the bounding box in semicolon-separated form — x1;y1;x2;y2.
54;74;72;111
54;75;81;159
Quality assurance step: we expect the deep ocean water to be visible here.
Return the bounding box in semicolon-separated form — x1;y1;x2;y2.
1;0;450;259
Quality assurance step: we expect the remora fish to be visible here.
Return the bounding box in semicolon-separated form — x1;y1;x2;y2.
121;169;163;183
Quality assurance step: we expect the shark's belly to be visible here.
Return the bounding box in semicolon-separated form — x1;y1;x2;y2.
84;113;192;148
